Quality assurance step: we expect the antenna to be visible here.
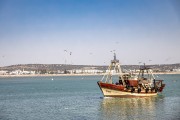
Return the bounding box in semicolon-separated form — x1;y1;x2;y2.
114;52;116;61
111;50;119;63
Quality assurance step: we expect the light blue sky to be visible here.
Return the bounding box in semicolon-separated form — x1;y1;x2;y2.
0;0;180;66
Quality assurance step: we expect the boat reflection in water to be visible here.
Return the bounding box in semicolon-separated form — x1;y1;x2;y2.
98;96;164;120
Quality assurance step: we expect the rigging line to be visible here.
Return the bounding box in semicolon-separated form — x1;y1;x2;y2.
105;64;112;83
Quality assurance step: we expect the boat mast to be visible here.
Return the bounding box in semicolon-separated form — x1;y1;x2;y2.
111;53;125;85
101;52;125;85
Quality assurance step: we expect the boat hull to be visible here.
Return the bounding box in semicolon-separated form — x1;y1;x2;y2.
97;82;158;97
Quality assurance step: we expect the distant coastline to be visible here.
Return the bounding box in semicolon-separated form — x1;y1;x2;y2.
1;63;180;78
0;74;103;78
0;72;180;78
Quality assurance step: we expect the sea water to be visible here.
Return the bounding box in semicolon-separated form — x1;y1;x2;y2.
0;75;180;120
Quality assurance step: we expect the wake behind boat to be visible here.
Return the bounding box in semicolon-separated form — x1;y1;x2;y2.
97;53;165;97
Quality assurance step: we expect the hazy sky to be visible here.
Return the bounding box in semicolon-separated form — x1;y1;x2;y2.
0;0;180;66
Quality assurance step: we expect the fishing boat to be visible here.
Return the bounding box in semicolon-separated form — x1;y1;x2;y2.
97;53;165;97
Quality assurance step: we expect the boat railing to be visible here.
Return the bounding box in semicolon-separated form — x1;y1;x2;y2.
154;80;165;92
155;80;163;85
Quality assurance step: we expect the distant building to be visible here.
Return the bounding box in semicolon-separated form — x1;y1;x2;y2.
10;70;22;75
9;70;35;75
173;69;180;72
57;70;64;74
0;70;8;75
68;67;103;74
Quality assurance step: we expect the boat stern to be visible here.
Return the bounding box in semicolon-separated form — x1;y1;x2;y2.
159;84;165;92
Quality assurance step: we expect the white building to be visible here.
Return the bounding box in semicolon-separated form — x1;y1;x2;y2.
10;70;35;75
173;69;180;72
10;70;22;75
0;70;8;75
68;67;103;74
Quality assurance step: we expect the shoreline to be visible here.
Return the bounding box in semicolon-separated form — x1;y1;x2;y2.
0;72;180;78
0;74;104;78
